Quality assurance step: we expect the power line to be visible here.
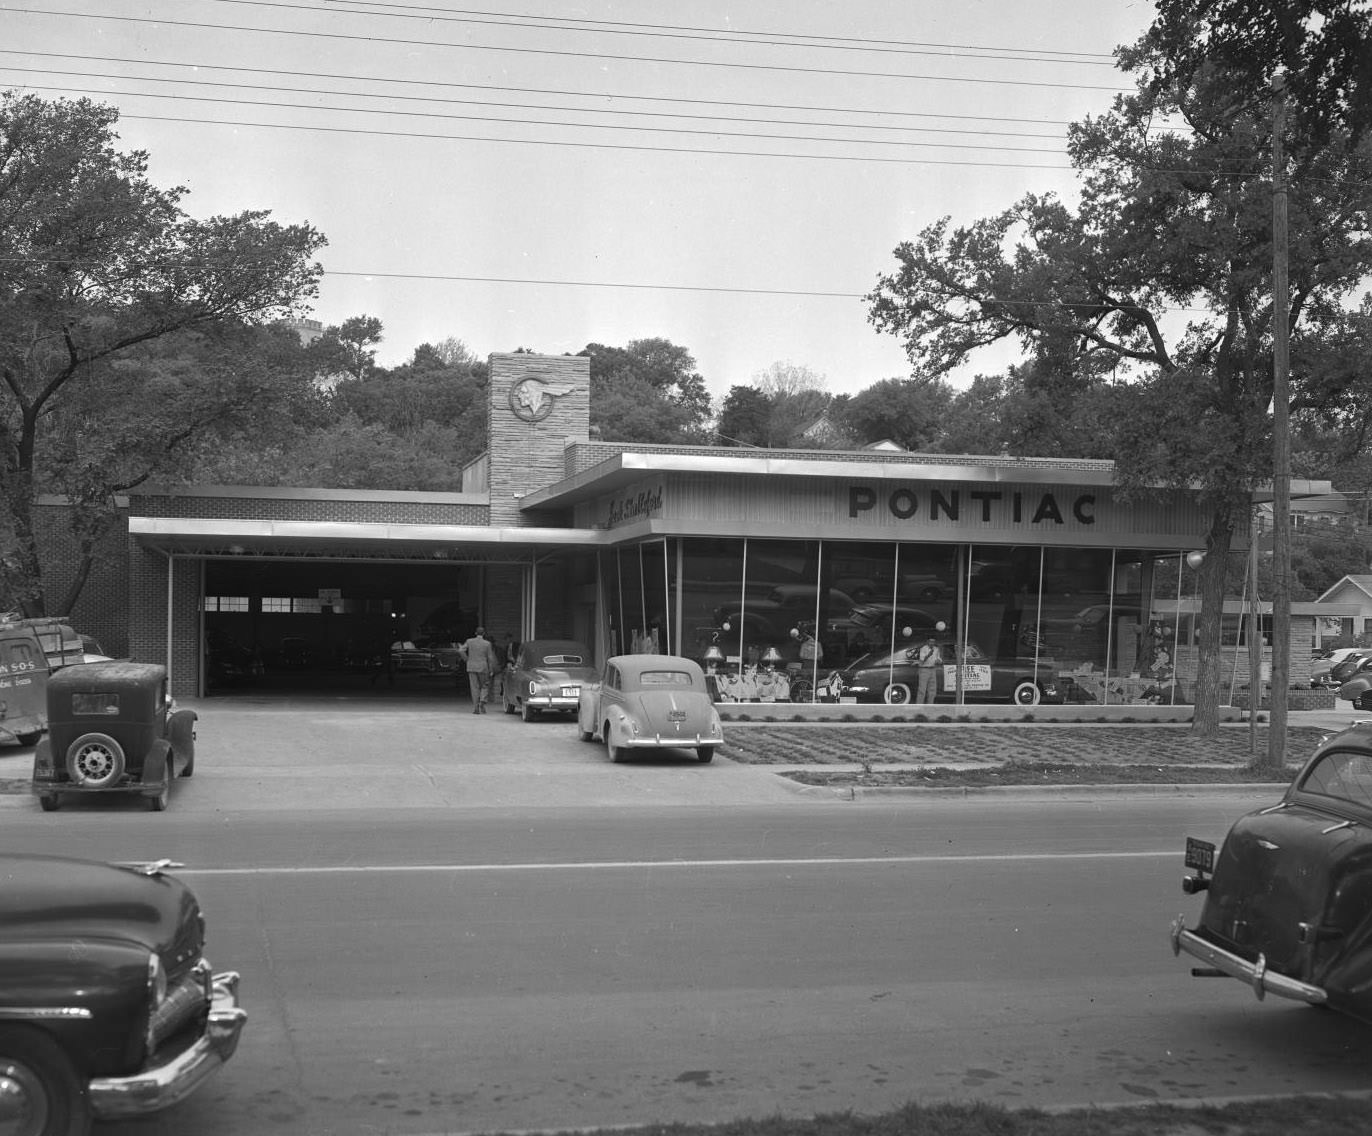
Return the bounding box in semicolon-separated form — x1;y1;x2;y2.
0;48;1085;127
2;6;1132;92
0;63;1070;140
240;0;1121;67
3;81;1071;155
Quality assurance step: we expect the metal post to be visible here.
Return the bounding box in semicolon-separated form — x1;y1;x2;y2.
1269;70;1292;767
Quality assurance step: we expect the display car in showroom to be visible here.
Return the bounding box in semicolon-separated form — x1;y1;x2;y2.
827;638;1063;706
1169;723;1372;1021
31;661;196;812
577;653;724;763
0;853;246;1135
504;638;597;721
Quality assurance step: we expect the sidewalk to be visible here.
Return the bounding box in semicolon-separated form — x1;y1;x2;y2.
3;698;1361;810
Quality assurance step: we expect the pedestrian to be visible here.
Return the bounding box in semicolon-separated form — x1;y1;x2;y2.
459;626;498;713
914;635;942;704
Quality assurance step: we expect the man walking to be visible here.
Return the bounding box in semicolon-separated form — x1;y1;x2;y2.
914;635;942;704
460;627;498;713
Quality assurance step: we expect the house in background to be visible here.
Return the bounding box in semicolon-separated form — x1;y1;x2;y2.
1257;488;1359;530
1316;575;1372;642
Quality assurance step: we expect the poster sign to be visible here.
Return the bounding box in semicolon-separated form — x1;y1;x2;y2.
944;664;992;692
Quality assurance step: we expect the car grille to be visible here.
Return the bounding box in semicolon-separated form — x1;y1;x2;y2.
149;961;211;1051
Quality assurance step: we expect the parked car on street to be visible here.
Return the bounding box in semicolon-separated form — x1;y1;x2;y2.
31;661;197;812
827;638;1063;706
1170;722;1372;1022
504;638;596;721
0;852;247;1132
577;653;724;763
1337;664;1372;709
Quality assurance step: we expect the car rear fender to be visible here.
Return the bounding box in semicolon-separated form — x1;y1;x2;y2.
167;709;196;764
139;740;173;790
1200;807;1372;977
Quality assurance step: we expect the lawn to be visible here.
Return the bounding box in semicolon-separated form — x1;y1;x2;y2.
716;723;1327;788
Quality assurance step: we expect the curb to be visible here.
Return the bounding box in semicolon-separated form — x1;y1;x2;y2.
779;778;1291;801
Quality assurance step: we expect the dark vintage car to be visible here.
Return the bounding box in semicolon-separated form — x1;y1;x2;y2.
1170;723;1372;1021
503;638;596;721
31;661;196;812
827;638;1062;706
577;653;724;763
0;853;246;1133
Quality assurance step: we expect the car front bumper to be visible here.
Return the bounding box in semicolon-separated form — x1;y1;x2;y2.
89;970;248;1119
1169;917;1327;1006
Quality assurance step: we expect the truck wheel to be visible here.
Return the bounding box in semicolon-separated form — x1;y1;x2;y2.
38;793;60;813
0;1024;92;1136
65;733;125;789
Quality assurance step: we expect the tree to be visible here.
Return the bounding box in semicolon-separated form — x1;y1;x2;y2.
866;12;1372;740
581;338;712;442
305;315;383;385
834;377;952;451
715;385;772;448
0;92;325;615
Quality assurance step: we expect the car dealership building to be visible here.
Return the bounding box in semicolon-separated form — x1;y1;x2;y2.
41;352;1333;704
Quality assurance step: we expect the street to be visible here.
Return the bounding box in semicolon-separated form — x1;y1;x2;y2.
4;702;1371;1134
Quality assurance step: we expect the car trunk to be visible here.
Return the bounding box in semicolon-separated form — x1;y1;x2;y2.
1198;803;1372;982
638;689;702;736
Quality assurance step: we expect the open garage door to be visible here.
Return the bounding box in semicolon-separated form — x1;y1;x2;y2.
201;558;506;699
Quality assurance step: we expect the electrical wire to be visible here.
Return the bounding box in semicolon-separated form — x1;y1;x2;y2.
0;48;1086;127
0;6;1133;92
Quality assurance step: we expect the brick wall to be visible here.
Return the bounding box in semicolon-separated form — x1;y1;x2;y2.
488;354;590;526
30;502;130;657
132;492;487;526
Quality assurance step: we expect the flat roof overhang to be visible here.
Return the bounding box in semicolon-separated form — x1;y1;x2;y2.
519;452;1123;512
128;517;611;561
521;450;1336;513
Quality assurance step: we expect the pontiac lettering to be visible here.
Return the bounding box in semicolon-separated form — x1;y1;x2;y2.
848;486;1095;526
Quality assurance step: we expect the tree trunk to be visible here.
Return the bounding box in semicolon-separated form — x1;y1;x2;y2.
1190;503;1240;737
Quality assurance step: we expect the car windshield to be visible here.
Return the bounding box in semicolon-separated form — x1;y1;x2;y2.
1300;749;1372;809
638;670;695;687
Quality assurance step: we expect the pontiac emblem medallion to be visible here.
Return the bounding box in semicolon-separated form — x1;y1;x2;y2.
509;377;578;423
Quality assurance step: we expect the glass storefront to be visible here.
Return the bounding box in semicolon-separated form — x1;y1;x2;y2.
600;537;1228;707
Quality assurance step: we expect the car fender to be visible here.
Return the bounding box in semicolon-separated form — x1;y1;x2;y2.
1338;675;1372;701
0;937;152;1071
167;708;196;768
602;705;634;747
140;740;173;790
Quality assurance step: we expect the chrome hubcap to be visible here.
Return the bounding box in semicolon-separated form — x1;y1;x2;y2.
0;1063;47;1136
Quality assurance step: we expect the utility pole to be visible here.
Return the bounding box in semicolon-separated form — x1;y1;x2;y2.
1268;71;1291;771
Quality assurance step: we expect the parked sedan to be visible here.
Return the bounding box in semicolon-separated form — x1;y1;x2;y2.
0;853;247;1132
828;639;1063;706
1170;723;1372;1022
504;638;596;721
577;653;724;763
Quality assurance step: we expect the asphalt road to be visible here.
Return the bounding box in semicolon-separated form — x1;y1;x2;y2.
3;698;1371;1135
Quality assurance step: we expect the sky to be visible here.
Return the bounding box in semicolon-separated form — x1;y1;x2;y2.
4;1;1162;399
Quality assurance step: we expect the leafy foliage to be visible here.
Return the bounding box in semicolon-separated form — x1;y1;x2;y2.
0;92;325;614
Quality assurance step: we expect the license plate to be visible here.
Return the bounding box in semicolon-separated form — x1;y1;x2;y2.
1185;837;1215;873
668;710;688;721
561;686;580;698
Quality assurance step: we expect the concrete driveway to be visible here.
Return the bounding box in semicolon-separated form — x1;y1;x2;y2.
0;693;807;812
